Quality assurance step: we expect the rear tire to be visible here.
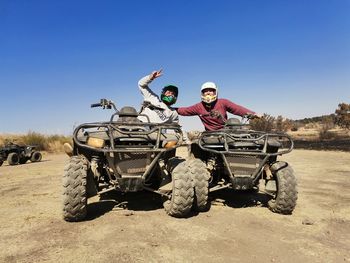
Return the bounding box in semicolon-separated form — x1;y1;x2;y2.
163;157;194;217
63;156;88;222
268;162;298;215
189;158;210;212
31;151;42;162
0;159;3;166
7;153;19;165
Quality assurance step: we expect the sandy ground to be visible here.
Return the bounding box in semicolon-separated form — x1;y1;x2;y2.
0;149;349;263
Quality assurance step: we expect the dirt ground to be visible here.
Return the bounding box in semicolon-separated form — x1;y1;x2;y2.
0;148;349;263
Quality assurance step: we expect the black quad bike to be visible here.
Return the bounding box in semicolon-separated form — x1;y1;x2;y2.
188;115;298;214
63;99;194;222
0;142;42;166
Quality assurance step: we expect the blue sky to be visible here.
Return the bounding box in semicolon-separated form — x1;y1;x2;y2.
1;0;349;134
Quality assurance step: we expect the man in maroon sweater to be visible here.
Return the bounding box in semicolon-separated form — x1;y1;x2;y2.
177;82;259;131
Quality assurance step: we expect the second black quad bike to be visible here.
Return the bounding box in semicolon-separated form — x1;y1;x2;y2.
188;114;298;214
62;99;194;222
0;142;42;166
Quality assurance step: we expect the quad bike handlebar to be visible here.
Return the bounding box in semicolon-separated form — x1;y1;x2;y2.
91;103;101;108
90;98;152;123
91;98;117;111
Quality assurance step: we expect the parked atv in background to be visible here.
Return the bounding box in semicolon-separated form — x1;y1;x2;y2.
188;114;298;215
0;142;42;166
63;99;193;222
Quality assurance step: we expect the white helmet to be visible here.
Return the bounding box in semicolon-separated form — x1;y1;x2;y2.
201;82;218;104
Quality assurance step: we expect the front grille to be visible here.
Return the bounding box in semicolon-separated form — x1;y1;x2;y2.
114;152;149;175
226;154;260;176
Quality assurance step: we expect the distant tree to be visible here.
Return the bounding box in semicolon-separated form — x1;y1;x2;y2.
335;103;350;129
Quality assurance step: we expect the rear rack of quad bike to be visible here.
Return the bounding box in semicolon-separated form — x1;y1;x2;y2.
198;130;294;156
73;121;183;153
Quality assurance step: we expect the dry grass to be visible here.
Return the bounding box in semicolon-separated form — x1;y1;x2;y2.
289;127;350;151
288;127;349;140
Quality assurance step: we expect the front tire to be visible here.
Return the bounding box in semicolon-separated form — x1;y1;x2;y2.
31;151;42;162
189;158;210;212
7;153;19;165
163;157;194;217
63;156;88;222
268;162;298;215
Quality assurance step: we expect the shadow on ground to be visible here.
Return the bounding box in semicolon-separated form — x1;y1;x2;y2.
86;191;164;220
0;159;50;167
210;189;272;209
85;188;273;220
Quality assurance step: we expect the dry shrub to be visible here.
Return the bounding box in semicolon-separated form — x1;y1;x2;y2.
47;141;65;153
250;114;275;132
47;134;72;145
0;134;23;146
275;116;293;132
21;131;47;150
319;129;335;140
319;116;336;140
305;123;318;129
46;135;72;153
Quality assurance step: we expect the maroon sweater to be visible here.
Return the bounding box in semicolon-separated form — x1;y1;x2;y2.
177;99;255;131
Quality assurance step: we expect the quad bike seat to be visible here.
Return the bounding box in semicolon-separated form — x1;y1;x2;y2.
116;106;141;123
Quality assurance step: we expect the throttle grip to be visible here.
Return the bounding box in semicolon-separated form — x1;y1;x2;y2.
91;103;101;108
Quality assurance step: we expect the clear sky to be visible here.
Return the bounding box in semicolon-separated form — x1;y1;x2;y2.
1;0;349;134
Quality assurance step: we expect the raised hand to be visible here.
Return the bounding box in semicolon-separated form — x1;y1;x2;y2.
149;69;163;80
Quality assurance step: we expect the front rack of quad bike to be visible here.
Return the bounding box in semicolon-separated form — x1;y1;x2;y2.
73;121;183;153
73;98;183;153
198;129;294;156
197;129;294;187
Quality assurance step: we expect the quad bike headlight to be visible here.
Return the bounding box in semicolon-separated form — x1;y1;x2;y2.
87;137;105;148
163;140;178;148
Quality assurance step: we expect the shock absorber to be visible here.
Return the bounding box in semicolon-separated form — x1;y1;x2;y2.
207;157;216;172
90;156;101;180
206;156;217;184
